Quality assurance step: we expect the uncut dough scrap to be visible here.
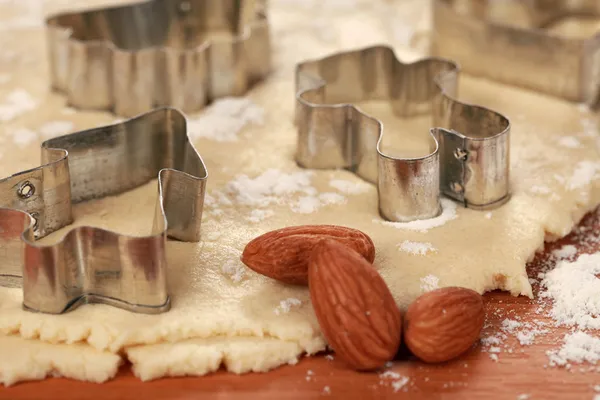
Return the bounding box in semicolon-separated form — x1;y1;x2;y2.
1;0;600;385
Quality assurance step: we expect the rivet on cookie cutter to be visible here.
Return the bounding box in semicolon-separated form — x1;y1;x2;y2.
0;108;207;314
295;45;510;222
432;0;600;103
46;0;271;117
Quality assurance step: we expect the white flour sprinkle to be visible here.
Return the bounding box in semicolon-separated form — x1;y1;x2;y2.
39;120;74;138
379;371;410;393
398;240;436;256
10;127;37;147
567;161;600;190
391;377;410;392
480;318;549;355
547;332;600;367
484;212;492;219
500;318;548;346
274;298;302;315
552;244;577;260
540;253;600;330
329;178;370;194
291;195;321;214
188;97;263;142
0;89;37;121
224;169;316;207
322;386;331;395
419;275;439;292
501;319;521;333
558;136;581;149
247;209;275;223
374;199;457;232
291;192;346;214
215;169;348;218
221;259;246;283
305;370;314;381
516;394;530;400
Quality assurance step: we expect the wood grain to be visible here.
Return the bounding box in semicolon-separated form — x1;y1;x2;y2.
1;211;600;400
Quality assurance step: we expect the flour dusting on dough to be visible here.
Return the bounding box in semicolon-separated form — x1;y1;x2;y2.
39;121;74;139
221;259;246;283
557;136;581;149
567;161;600;190
398;240;436;255
10;127;36;147
274;298;302;315
374;199;457;232
223;169;316;207
212;169;350;217
419;275;439;292
0;89;36;121
188;97;264;142
329;179;370;195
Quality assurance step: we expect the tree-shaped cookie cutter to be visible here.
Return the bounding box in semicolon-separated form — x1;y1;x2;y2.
295;46;511;222
0;108;207;314
432;0;600;104
46;0;270;117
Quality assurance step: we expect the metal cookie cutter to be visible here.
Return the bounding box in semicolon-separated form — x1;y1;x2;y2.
0;108;207;314
295;46;510;222
432;0;600;104
46;0;271;117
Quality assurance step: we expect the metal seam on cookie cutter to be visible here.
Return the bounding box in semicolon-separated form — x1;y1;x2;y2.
295;45;510;223
46;0;271;117
0;107;207;314
432;0;600;104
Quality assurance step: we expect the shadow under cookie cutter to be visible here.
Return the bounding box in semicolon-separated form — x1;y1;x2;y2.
432;0;600;104
46;0;270;117
0;108;207;314
295;46;510;222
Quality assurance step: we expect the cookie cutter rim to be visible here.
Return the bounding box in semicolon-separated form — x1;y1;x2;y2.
0;107;207;314
432;0;600;104
295;45;511;222
46;0;271;117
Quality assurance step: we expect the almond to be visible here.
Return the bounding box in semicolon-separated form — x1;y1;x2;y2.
241;225;375;285
308;239;401;371
404;287;484;363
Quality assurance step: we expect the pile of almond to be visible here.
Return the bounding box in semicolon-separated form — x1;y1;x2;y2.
242;225;485;371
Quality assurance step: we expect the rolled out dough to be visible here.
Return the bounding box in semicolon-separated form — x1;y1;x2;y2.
2;0;600;385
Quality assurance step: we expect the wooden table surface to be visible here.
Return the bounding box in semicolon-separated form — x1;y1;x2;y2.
1;211;599;400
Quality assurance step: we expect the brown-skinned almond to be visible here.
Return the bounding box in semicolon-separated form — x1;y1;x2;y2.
308;239;401;371
241;225;375;285
404;287;484;363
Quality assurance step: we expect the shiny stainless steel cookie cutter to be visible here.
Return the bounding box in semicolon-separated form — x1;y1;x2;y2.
46;0;271;117
432;0;600;104
295;46;510;222
0;108;207;314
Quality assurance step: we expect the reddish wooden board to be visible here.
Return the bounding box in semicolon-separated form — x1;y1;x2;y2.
2;211;600;400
